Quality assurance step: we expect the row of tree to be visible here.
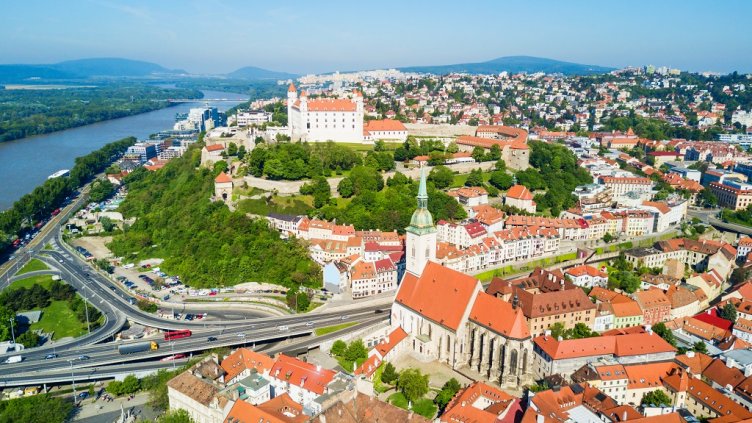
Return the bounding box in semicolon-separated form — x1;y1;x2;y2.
246;141;363;180
0;136;137;251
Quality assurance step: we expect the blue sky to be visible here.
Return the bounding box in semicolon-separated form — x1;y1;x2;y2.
1;0;750;74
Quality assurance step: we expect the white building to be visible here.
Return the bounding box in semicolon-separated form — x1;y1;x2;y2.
236;110;272;127
287;83;364;142
565;265;608;288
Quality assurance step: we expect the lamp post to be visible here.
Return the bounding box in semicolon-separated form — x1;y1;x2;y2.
240;333;246;348
69;360;77;405
8;318;16;345
82;287;91;334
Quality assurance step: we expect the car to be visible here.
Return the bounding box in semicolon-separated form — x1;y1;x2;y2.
45;353;58;359
340;315;349;320
207;336;217;342
78;355;90;361
278;325;289;331
305;322;315;327
374;309;385;314
236;333;246;338
78;392;88;399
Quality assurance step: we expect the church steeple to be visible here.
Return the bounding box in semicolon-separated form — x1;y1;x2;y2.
405;165;436;277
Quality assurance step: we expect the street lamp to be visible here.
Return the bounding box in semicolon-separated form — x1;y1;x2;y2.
8;318;16;345
82;287;91;334
68;360;77;405
239;333;246;347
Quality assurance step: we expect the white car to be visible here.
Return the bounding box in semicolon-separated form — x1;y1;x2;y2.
278;325;289;331
305;322;315;327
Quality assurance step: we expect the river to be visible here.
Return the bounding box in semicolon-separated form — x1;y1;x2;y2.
0;90;248;210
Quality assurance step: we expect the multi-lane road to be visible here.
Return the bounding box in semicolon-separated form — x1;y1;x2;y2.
0;182;392;387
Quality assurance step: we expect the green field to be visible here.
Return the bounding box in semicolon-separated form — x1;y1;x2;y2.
11;274;55;290
386;392;437;418
314;322;358;336
451;171;490;188
30;300;87;340
15;259;49;275
333;141;401;152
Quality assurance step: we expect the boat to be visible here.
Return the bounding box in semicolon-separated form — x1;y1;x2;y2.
47;169;70;179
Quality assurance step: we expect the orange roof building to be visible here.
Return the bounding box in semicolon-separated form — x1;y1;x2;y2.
221;349;275;384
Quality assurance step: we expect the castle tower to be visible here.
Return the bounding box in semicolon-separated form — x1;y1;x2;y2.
287;82;297;136
405;166;436;276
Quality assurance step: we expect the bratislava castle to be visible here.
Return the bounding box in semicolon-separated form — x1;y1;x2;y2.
287;83;364;142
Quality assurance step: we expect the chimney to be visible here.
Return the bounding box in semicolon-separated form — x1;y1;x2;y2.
686;351;695;358
536;415;545;423
623;411;627;421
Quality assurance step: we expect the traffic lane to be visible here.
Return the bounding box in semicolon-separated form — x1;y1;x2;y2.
0;311;381;374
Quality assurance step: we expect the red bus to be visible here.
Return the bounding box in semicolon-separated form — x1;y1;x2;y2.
164;330;192;341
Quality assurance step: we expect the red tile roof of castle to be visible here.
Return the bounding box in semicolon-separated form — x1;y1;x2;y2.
295;98;358;112
363;119;407;132
394;262;480;332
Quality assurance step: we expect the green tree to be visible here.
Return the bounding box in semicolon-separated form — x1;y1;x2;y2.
155;409;195;423
428;166;454;189
489;170;513;190
471;146;485;163
693;341;708;354
0;394;73;423
603;233;614;243
641;389;672;407
212;160;228;176
16;331;40;348
344;339;368;363
381;362;399;384
89;178;117;202
100;216;115;232
465;169;484;187
652;322;676;347
434;378;462;411
398;368;430;403
227;143;238;156
720;302;738;323
337;178;354;198
331;340;347;357
548;322;565;339
0;306;15;341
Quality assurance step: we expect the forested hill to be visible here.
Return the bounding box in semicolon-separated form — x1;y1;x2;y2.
399;55;614;76
108;147;321;289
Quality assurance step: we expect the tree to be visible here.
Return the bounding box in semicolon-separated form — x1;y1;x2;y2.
489;170;513;190
100;216;115;232
381;362;398;384
155;409;196;423
471;146;485;163
89;178;117;202
331;340;347;357
212;160;228;176
344;339;368;363
548;322;566;339
693;341;708;354
720;302;738;323
398;368;429;403
374;140;386;151
603;233;614;243
652;322;676;347
641;389;672;407
731;268;751;286
697;188;718;207
428;166;454;189
0;394;74;423
16;331;40;348
227;143;238;156
434;378;462;411
465;169;484;187
337;178;354;198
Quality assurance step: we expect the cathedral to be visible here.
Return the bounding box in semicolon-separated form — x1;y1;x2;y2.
389;166;534;387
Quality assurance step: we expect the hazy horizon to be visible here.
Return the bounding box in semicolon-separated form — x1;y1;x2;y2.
2;0;751;75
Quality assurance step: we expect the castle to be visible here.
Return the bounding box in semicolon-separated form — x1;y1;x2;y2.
287;83;364;142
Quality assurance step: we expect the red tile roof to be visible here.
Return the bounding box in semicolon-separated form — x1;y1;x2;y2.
533;332;675;360
693;308;733;331
363;119;407;132
394;262;480;332
506;185;534;201
269;355;336;395
224;393;306;423
469;292;530;339
221;348;274;382
215;172;233;183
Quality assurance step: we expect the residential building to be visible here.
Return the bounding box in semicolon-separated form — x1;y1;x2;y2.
267;355;337;414
598;176;653;197
710;179;752;210
362;119;408;141
633;289;672;325
564;265;608;288
504;185;536;213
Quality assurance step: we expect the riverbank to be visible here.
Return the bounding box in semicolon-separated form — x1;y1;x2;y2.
0;89;247;209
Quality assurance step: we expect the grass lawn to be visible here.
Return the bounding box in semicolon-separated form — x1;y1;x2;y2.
412;399;438;419
15;259;49;276
314;321;358;336
388;392;409;409
387;393;436;418
11;274;55;290
474;251;578;281
306;302;324;312
237;195;313;216
336;355;367;373
30;300;87;340
450;171;490;188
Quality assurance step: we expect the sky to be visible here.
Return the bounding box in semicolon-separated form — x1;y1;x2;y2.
1;0;751;75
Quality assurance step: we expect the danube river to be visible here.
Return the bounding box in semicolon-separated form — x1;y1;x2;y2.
0;90;247;210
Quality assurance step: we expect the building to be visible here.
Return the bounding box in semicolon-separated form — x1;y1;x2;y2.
710;179;752;211
362;119;407;142
214;172;233;204
456;126;530;170
531;332;676;379
598;176;653;197
287;84;364;142
574;184;614;210
125;142;158;163
633;289;672;325
167;356;231;423
504;185;536;213
440;381;520;423
235;110;272;127
221;348;275;385
447;186;489;208
564;265;608;288
404;166;436;277
267;355;337;414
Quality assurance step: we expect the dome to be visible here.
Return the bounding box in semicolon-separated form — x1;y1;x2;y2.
409;208;434;229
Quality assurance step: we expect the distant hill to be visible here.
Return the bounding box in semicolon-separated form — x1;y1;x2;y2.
0;65;79;83
52;58;185;77
226;66;297;80
398;55;614;76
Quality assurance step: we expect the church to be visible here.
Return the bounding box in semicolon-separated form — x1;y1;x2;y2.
389;167;534;387
287;83;365;142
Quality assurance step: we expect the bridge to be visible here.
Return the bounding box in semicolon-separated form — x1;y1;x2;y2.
167;98;247;103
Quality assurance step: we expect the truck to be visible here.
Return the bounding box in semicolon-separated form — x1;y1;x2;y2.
118;341;159;355
4;356;23;364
